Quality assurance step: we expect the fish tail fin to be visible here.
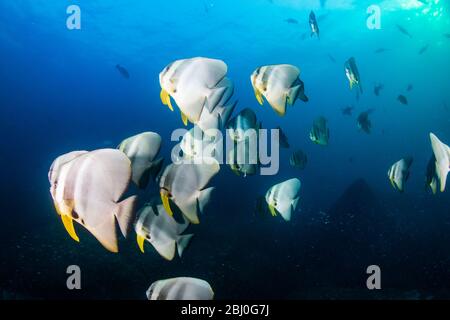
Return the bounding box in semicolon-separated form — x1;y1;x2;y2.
176;234;194;258
218;100;237;127
115;195;137;237
205;86;227;112
291;197;300;211
197;187;215;215
287;85;300;105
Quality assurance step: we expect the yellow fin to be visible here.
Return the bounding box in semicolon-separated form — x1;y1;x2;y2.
61;214;79;242
254;89;264;105
160;89;174;111
181;112;188;126
161;192;174;217
137;234;145;253
269;204;277;217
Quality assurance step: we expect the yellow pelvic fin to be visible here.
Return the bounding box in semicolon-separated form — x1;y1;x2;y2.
61;214;79;242
389;177;396;190
160;192;174;217
137;234;145;253
254;89;264;105
160;89;174;111
268;204;277;217
181;112;188;126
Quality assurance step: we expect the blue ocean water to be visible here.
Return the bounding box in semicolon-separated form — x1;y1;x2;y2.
1;0;450;299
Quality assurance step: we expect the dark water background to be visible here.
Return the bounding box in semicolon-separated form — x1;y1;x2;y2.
1;0;450;299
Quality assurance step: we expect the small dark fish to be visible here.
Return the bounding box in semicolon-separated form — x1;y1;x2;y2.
396;24;412;38
374;48;388;54
374;84;384;96
285;18;298;24
406;84;413;92
290;150;307;170
276;126;290;148
342;106;354;116
309;11;320;39
397;95;408;105
344;57;363;93
116;64;130;79
357;109;374;134
310;116;329;145
418;45;428;55
327;54;336;63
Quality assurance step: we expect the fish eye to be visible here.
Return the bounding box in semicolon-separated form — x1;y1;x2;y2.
145;234;151;240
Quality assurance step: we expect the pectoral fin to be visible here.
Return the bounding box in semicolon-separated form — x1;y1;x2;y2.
254;89;264;105
181;112;189;126
61;214;79;242
160;89;174;111
268;204;277;217
137;234;145;253
161;192;174;217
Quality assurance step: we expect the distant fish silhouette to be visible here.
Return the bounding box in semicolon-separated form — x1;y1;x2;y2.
284;18;298;24
374;48;388;54
116;64;130;79
397;95;408;105
406;84;413;92
327;54;336;63
342;106;354;116
418;45;428;55
396;24;412;38
374;84;384;96
445;33;450;39
309;11;320;39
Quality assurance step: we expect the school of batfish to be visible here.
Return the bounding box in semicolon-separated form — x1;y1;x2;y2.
48;44;450;300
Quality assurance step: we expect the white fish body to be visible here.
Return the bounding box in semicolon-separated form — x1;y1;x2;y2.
159;57;229;124
118;132;163;188
387;157;412;192
251;64;307;116
50;149;137;252
430;132;450;192
147;277;214;300
265;178;301;221
159;159;220;224
48;150;88;199
135;204;193;260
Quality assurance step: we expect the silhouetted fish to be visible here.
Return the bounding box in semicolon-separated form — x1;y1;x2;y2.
327;54;336;63
357;109;374;134
406;84;413;92
418;45;428;55
396;24;412;38
342;106;354;116
285;18;298;24
374;48;388;54
397;95;408;105
374;84;384;96
116;64;130;79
